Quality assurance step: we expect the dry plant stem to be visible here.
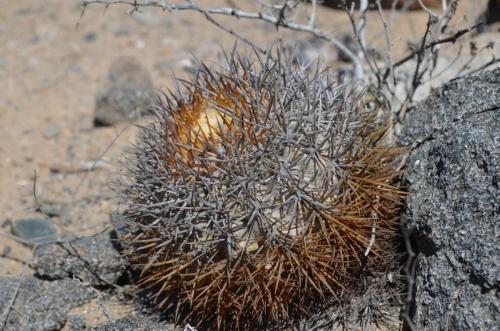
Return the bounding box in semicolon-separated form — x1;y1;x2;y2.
375;0;395;91
383;22;483;80
0;171;120;325
0;227;118;327
309;0;317;28
71;124;131;206
355;0;369;80
408;16;433;103
80;0;361;68
0;57;136;326
462;56;500;77
417;0;439;17
441;0;448;10
344;1;376;81
401;224;417;330
199;12;266;54
32;171;42;213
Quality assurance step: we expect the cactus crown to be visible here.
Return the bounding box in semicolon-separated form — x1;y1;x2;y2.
119;49;404;329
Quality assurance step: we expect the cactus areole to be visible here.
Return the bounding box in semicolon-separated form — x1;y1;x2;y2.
119;50;404;329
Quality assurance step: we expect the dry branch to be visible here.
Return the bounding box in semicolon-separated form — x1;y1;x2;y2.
80;0;361;69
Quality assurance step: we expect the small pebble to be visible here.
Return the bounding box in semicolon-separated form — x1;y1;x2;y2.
40;200;68;218
179;58;197;74
154;60;172;74
27;35;40;45
11;218;57;245
16;8;34;16
67;316;87;331
84;31;97;42
28;57;41;66
133;12;159;26
1;245;12;256
43;125;59;139
114;28;131;37
135;39;145;49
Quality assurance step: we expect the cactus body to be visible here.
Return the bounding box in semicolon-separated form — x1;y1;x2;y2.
120;51;404;329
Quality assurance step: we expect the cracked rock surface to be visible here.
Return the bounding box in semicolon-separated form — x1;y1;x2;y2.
31;233;125;286
400;68;500;330
0;276;95;331
94;315;175;331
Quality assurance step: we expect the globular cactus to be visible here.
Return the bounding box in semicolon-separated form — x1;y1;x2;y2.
119;49;405;329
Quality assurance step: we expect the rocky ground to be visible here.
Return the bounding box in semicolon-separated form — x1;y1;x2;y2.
0;0;498;330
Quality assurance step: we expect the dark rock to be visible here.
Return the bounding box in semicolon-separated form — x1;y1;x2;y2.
94;56;154;127
32;233;125;286
484;0;500;25
0;276;95;331
94;315;174;331
400;68;500;330
11;218;57;245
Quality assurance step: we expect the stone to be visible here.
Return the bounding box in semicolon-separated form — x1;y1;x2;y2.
484;0;500;25
399;68;500;330
94;315;175;331
32;233;126;286
132;12;162;26
94;56;154;127
27;35;40;45
84;31;97;42
109;212;128;238
153;60;172;75
39;200;68;218
0;276;95;331
42;125;59;139
66;315;86;331
11;218;57;245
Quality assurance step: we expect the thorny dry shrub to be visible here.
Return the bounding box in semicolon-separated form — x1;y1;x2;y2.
118;49;406;329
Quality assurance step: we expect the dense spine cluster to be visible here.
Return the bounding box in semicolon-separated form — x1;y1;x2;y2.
119;50;404;329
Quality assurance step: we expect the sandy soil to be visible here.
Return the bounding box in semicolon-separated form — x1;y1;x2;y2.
0;0;493;328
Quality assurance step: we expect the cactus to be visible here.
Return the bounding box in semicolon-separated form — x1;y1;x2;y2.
118;49;405;329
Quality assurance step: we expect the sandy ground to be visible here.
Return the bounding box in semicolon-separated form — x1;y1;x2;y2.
0;0;494;328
